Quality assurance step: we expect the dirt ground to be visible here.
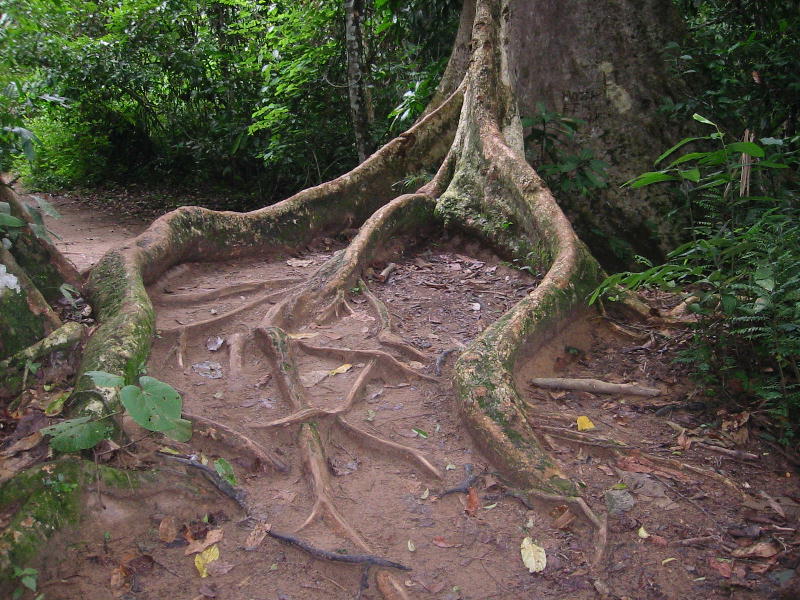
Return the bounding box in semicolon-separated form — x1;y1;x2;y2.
3;191;800;599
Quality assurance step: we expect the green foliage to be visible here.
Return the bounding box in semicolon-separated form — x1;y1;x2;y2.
523;103;608;198
10;566;41;600
41;417;114;453
665;1;800;138
41;371;192;452
120;376;192;441
213;457;237;487
592;115;800;441
1;0;458;201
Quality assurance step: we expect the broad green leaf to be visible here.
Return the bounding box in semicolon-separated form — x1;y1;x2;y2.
214;458;237;486
0;213;24;228
85;371;125;388
666;151;713;168
162;418;193;442
120;377;182;432
679;168;700;182
726;141;764;158
41;417;112;452
624;172;678;188
654;137;706;165
412;427;429;438
692;113;716;126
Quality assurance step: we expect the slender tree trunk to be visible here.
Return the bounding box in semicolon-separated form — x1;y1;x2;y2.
345;0;372;162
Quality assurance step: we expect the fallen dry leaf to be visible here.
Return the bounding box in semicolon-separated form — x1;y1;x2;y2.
576;416;595;432
159;516;178;543
731;541;779;559
465;487;479;516
185;528;224;556
329;363;353;376
596;464;615;476
206;560;235;576
649;534;669;547
708;557;732;578
520;537;546;573
0;432;42;457
758;490;786;519
245;522;271;550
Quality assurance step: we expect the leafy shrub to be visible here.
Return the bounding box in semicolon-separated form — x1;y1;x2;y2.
592;114;800;442
523;103;608;199
14;115;110;190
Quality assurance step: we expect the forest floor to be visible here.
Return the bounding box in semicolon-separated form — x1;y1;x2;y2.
3;189;800;600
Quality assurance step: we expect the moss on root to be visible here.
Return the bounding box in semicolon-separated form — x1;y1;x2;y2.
0;459;144;589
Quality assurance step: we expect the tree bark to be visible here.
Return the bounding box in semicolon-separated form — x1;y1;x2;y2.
345;0;372;162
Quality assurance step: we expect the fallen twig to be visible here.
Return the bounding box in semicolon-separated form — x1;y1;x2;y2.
157;451;247;508
529;377;660;397
436;463;478;498
267;529;411;571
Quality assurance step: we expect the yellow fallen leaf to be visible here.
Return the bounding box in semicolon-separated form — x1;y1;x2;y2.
329;364;353;376
662;557;677;565
637;526;650;539
576;416;596;431
520;537;546;573
407;540;416;552
288;332;317;339
195;544;220;578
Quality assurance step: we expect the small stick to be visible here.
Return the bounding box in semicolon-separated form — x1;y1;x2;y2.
437;463;477;498
157;452;247;508
529;377;660;397
376;263;397;282
267;529;411;571
697;443;758;462
534;425;628;448
675;535;717;547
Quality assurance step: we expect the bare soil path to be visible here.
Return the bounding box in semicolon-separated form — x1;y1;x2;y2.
26;192;800;599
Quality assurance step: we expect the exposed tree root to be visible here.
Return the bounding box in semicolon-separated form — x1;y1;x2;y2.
524;489;608;566
157;452;247;508
529;377;660;397
336;416;444;480
360;280;428;362
296;341;437;383
160;284;301;336
0;246;62;331
252;361;375;428
182;411;289;473
258;326;422;600
64;0;641;591
155;278;303;306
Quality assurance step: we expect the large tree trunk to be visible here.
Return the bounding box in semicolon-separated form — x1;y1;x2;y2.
2;0;686;593
508;1;687;267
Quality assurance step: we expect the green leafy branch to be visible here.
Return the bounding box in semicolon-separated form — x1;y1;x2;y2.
41;371;192;453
